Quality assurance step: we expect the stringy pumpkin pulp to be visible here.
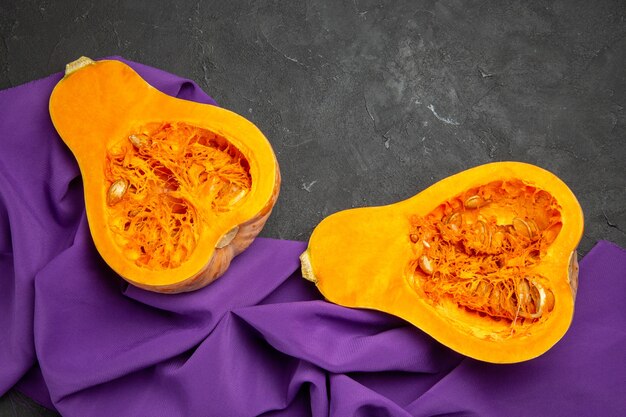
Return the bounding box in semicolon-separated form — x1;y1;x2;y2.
105;122;252;270
407;179;562;336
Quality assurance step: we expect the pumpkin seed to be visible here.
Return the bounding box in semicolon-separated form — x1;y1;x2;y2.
475;220;490;245
529;283;541;313
107;179;128;206
128;134;148;148
491;230;505;249
228;189;247;206
542;222;562;244
464;195;483;209
512;217;532;239
527;219;539;237
419;255;434;275
446;212;462;231
544;288;555;312
518;278;531;305
520;280;546;319
491;287;501;310
476;280;492;298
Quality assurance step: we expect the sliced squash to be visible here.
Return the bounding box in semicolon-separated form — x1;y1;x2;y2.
50;57;280;293
301;162;583;363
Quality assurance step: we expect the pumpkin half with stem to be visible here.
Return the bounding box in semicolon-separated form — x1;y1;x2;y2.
300;162;584;363
49;57;280;293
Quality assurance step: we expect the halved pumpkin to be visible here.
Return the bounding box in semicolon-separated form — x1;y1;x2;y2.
50;57;280;293
301;162;583;363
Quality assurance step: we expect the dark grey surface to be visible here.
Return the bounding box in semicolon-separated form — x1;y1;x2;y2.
1;0;625;415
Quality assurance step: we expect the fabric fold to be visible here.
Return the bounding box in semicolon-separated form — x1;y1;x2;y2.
232;300;461;374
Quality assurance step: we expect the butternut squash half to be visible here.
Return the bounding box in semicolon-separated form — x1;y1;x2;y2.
301;162;583;363
50;57;280;293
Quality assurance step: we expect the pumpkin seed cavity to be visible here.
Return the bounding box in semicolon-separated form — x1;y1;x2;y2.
407;180;562;334
104;122;252;270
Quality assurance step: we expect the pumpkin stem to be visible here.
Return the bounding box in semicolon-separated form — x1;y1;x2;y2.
300;251;318;283
65;56;95;76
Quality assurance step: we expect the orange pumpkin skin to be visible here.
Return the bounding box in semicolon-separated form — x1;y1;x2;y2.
50;57;280;293
301;162;584;363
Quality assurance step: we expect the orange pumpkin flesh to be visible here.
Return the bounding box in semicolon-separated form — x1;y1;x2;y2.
301;162;584;363
49;57;280;293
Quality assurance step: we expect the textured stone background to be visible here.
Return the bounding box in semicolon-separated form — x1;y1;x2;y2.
1;0;625;415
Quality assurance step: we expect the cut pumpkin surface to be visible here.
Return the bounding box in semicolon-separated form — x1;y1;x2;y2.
50;57;280;293
301;162;583;363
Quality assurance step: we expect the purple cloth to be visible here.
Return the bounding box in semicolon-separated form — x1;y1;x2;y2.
1;57;625;416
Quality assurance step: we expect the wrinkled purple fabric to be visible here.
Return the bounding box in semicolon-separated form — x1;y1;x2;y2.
1;58;625;417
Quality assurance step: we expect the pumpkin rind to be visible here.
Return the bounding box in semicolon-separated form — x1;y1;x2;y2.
301;162;583;363
49;57;280;293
